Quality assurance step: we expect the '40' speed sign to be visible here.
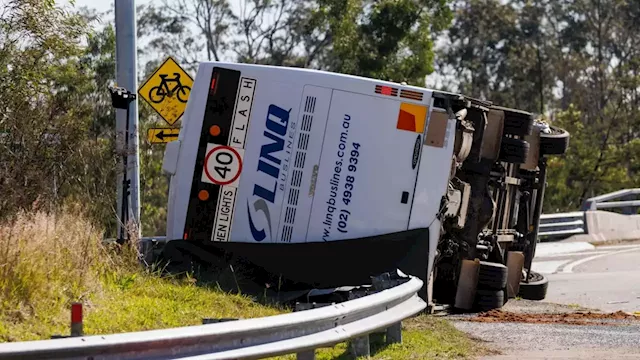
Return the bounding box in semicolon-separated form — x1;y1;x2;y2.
202;144;243;187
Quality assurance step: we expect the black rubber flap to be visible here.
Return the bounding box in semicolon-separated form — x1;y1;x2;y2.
159;228;430;300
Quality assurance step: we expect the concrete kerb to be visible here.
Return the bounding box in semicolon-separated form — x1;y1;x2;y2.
583;211;640;245
588;233;640;246
536;234;640;255
564;232;640;247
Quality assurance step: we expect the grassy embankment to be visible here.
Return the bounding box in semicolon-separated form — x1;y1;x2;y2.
0;210;483;359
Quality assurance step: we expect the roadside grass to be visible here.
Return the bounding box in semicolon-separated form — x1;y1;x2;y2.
0;210;485;359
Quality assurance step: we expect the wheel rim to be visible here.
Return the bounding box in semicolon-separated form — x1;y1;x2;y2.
527;270;544;282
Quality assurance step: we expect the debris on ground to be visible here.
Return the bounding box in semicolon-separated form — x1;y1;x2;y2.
465;309;640;326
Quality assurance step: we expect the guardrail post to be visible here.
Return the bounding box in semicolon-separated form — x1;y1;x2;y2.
342;291;373;357
294;302;334;360
296;349;316;360
372;272;404;345
385;323;402;344
350;335;371;358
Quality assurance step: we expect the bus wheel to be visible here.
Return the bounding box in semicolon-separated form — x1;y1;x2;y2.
518;270;549;300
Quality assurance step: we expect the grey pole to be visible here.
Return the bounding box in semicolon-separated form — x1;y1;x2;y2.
115;0;141;238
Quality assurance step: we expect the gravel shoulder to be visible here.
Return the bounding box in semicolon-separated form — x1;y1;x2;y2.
447;299;640;360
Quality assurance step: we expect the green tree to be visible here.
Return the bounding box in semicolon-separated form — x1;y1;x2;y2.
436;0;553;112
314;0;453;85
0;0;106;219
440;0;640;212
71;9;121;235
544;0;640;207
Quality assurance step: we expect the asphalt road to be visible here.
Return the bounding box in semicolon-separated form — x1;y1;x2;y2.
450;242;640;359
532;243;640;313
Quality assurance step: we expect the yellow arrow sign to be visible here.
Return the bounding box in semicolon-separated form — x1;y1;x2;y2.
138;57;193;126
147;128;180;144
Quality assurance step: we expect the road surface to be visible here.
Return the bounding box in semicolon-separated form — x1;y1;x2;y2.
532;243;640;313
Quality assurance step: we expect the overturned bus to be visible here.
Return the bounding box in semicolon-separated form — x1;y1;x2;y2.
159;62;569;310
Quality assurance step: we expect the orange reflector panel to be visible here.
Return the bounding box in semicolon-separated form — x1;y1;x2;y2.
397;103;428;133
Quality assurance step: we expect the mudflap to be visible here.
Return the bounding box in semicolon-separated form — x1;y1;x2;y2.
158;228;430;303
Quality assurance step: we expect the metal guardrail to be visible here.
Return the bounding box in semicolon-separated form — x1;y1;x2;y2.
582;188;640;212
0;275;425;360
539;211;586;239
539;189;640;240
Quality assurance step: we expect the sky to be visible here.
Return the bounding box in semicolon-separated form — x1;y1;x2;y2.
61;0;242;17
59;0;131;13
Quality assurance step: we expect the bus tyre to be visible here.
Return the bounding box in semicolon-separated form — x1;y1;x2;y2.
540;126;570;156
498;138;530;164
475;289;505;311
500;107;534;136
518;271;549;301
478;261;508;290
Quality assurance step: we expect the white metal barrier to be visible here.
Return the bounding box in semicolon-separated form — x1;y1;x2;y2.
539;211;586;239
582;188;640;212
539;189;640;241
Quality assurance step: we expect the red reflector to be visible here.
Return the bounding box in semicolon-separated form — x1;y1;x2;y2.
210;73;219;94
183;231;189;240
375;85;398;96
71;303;82;323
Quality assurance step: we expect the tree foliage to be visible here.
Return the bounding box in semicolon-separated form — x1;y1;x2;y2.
0;0;115;222
315;0;452;84
439;0;640;212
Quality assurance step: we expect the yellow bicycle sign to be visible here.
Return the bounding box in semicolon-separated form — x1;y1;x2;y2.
148;73;191;104
138;57;194;126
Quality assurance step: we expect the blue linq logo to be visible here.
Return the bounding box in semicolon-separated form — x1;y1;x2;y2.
247;104;290;241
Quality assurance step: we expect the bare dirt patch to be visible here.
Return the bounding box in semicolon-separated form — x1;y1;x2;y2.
466;309;640;326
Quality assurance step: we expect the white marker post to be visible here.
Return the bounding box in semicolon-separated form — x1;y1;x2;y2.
115;0;141;238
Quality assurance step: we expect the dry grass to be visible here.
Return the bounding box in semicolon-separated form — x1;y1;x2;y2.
0;209;281;341
0;210;110;322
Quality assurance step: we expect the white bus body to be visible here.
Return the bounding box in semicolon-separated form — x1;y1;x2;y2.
163;63;454;248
